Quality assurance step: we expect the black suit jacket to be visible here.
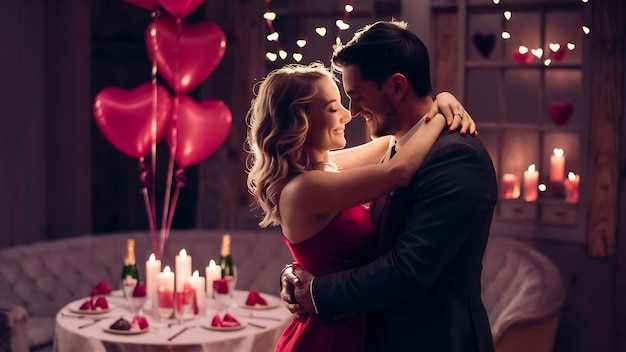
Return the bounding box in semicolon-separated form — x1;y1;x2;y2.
312;131;497;352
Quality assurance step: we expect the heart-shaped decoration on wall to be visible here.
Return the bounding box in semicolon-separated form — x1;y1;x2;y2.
510;50;533;64
473;32;495;58
549;102;573;126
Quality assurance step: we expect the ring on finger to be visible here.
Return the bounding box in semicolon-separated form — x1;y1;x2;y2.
453;111;463;116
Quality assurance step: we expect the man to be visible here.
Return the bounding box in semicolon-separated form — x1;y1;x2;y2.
281;21;497;351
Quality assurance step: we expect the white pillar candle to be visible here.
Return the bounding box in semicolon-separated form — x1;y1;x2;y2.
187;270;206;315
564;171;580;203
523;164;539;202
157;265;175;293
550;148;565;184
205;259;221;296
175;249;192;292
146;253;161;300
501;173;520;199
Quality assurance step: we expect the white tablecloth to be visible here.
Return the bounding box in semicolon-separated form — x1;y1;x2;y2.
54;290;290;352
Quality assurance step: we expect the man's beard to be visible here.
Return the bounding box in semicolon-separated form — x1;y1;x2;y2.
372;96;401;137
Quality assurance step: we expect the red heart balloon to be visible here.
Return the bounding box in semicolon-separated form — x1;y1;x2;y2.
157;0;204;18
549;102;573;126
510;50;533;65
124;0;158;10
167;96;231;168
146;14;226;94
93;83;172;159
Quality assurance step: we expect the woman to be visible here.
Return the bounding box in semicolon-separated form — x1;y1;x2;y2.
245;62;474;351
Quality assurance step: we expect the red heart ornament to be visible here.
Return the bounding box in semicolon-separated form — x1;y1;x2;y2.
473;33;495;58
93;83;172;159
549;47;567;62
549;102;573;126
157;0;204;19
167;96;231;168
146;14;226;94
510;50;533;64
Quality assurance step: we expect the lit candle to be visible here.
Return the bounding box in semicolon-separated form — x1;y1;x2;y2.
501;173;520;199
564;171;580;203
550;148;565;184
157;265;175;293
205;259;222;296
146;253;161;301
523;164;539;202
175;249;192;292
187;270;206;315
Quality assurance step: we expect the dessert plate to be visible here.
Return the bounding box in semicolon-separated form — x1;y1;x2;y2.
69;302;115;315
201;322;247;331
103;326;150;335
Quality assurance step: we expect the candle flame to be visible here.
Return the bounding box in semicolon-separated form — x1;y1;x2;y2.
149;253;156;261
528;164;536;172
538;184;547;192
193;270;199;278
209;259;216;266
163;266;172;273
568;172;576;181
553;148;564;158
179;249;187;257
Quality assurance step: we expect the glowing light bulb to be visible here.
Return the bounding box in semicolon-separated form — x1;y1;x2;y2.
544;59;552;66
266;52;277;61
296;39;307;48
567;43;576;50
263;12;276;21
582;26;590;34
518;46;529;54
335;19;350;30
266;32;279;41
493;0;500;4
504;11;511;20
344;4;353;12
531;48;543;58
293;53;303;62
315;27;327;37
279;50;287;60
549;43;560;52
501;31;511;39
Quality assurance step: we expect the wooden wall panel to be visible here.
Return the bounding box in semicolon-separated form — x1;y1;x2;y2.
433;11;458;95
587;0;624;257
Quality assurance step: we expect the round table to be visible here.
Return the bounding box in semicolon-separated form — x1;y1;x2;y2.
54;290;291;352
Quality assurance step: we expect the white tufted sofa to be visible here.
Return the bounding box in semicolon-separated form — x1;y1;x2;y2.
0;232;564;352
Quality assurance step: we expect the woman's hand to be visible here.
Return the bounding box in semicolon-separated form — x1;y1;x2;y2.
425;92;477;136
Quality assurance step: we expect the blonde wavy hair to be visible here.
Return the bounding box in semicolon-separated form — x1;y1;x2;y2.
246;62;336;227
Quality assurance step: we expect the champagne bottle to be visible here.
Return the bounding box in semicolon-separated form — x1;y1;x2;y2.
121;239;140;298
219;234;236;293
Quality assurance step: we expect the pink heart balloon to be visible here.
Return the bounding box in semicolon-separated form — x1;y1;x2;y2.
146;14;226;94
157;0;204;18
167;96;231;168
124;0;159;10
93;83;172;159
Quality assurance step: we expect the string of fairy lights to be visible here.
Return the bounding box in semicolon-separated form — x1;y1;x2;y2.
263;0;356;62
495;0;590;66
262;0;590;64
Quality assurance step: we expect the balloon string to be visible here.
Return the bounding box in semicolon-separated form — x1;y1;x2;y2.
139;161;158;259
159;17;183;256
150;9;160;258
165;169;186;236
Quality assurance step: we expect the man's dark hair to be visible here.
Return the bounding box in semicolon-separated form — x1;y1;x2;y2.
331;20;432;97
